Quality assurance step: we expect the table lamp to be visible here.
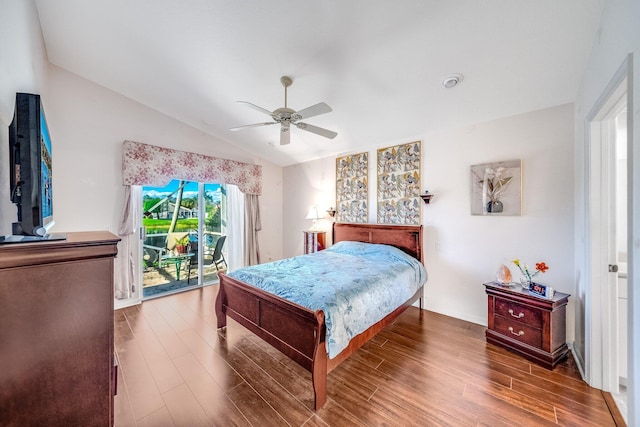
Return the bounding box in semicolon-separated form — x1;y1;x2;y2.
305;206;323;231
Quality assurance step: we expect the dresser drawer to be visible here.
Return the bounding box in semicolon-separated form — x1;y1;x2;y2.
494;315;542;348
495;298;542;329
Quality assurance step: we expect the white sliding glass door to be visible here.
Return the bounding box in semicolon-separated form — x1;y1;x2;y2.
140;180;226;299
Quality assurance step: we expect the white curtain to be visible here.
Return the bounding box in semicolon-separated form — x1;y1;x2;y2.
244;194;261;266
115;185;141;299
226;184;245;272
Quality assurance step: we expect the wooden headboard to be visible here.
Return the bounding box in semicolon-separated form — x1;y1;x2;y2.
332;223;423;264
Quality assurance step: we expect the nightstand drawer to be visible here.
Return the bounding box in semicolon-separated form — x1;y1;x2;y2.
495;298;542;328
494;315;542;348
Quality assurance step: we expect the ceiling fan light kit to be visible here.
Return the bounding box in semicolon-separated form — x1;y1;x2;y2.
231;75;337;146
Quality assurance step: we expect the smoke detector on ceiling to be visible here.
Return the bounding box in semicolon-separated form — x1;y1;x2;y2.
442;73;464;89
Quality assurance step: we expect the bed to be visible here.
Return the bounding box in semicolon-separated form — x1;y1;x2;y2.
215;222;425;410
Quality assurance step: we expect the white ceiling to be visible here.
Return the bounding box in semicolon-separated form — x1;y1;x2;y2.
34;0;604;167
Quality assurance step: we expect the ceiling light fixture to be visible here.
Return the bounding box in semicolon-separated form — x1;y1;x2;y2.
442;73;464;89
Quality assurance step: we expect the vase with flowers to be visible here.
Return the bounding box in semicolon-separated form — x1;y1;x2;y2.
512;259;549;289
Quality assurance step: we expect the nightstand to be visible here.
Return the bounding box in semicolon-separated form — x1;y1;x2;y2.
303;231;326;254
484;281;570;369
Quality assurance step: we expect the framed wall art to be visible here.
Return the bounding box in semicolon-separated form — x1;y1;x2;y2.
376;141;421;224
336;152;368;223
470;159;522;215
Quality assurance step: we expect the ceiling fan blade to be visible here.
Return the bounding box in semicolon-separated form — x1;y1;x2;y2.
292;102;332;120
229;122;276;131
237;101;274;116
280;123;291;145
295;122;337;139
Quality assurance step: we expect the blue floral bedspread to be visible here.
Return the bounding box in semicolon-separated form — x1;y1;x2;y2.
226;241;428;358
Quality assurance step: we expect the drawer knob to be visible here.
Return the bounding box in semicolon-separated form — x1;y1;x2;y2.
508;326;525;337
508;308;524;319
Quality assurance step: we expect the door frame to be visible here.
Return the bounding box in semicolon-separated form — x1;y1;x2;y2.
584;54;633;417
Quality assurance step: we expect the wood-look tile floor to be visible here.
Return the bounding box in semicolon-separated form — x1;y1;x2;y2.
114;285;620;426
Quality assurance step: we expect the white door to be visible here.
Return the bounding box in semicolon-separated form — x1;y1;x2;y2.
586;63;630;422
613;109;628;388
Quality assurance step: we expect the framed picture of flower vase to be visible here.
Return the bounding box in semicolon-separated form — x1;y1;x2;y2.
376;141;421;224
336;152;368;223
470;159;522;215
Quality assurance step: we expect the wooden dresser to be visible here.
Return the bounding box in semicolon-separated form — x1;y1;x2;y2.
0;231;120;426
484;281;570;369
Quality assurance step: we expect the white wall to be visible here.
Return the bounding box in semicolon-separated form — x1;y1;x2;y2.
43;64;283;264
0;0;49;233
282;159;337;257
284;104;575;332
573;0;640;423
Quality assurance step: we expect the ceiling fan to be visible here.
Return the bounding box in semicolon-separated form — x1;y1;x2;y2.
230;76;337;146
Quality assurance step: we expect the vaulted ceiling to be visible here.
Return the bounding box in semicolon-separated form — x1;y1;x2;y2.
34;1;604;167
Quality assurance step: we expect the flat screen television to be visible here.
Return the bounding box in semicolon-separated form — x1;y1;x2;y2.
7;92;55;237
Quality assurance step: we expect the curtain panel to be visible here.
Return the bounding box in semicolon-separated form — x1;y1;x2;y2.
122;140;262;195
244;194;262;266
114;185;140;300
226;185;245;271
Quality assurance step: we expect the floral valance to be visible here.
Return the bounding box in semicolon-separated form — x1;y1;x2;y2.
122;140;262;195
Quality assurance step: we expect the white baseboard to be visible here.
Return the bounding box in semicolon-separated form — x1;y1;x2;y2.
422;305;486;327
114;297;141;310
568;342;587;381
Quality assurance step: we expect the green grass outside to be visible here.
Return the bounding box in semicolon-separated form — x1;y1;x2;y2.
143;218;198;234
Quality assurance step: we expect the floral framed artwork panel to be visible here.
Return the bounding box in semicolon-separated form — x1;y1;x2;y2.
376;141;421;224
470;159;522;215
336;152;368;223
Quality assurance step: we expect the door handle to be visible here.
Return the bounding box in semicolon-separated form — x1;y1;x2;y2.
608;264;619;273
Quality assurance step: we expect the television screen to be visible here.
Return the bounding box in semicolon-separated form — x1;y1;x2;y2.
7;93;56;237
40;105;53;222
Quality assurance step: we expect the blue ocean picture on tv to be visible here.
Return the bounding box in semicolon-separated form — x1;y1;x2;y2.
40;108;53;219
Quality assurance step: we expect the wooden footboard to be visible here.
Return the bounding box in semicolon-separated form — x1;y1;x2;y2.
215;272;329;409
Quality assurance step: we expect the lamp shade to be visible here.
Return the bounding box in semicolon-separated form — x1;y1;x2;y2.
305;206;322;220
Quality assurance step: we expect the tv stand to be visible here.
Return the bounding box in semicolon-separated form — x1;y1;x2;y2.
0;231;120;425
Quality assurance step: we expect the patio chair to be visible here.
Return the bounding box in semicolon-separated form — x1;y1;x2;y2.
212;235;227;272
186;235;227;284
186;240;213;284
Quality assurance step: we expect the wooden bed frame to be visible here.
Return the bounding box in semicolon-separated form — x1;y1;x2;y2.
215;223;424;410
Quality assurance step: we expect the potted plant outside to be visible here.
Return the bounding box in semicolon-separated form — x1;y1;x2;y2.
174;235;190;254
